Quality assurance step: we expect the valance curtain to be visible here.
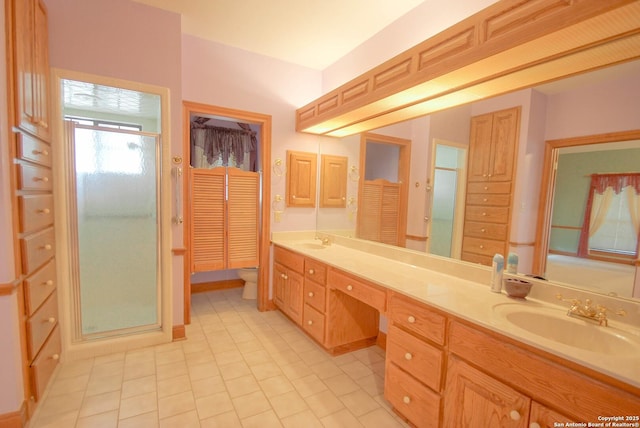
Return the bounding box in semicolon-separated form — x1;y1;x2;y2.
577;173;640;257
191;123;257;171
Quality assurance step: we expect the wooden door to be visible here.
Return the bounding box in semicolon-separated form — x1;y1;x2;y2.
227;168;259;268
286;150;317;207
191;168;225;272
320;154;347;207
273;263;287;309
529;402;571;428
285;270;304;325
443;357;530;428
467;113;494;182
487;107;519;182
357;179;400;246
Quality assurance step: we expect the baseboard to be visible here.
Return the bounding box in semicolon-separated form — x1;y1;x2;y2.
0;401;27;428
376;331;387;350
191;279;243;294
172;325;186;341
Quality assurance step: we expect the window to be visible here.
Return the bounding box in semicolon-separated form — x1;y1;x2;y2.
589;187;638;255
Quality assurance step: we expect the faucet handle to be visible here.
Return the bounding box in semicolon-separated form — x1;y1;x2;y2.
596;304;627;317
555;294;580;305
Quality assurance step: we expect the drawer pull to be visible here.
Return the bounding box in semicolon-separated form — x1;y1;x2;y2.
51;353;60;361
346;285;353;291
479;245;484;249
41;244;53;251
37;208;51;214
308;269;315;275
407;315;416;323
481;228;486;233
530;423;541;428
307;320;313;326
482;212;487;216
509;410;521;421
33;176;49;182
483;198;488;202
47;317;56;324
404;352;413;361
484;186;488;190
402;396;411;404
308;292;314;297
283;274;288;280
44;279;54;286
32;149;49;156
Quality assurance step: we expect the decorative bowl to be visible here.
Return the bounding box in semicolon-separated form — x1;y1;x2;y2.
503;278;533;299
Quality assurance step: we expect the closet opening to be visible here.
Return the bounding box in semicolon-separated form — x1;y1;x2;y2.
182;102;272;323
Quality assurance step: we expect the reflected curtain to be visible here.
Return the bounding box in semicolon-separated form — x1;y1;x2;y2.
578;173;640;257
191;124;256;171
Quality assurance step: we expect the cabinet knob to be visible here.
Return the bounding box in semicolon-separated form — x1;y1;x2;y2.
346;285;353;291
402;396;411;404
509;410;521;421
483;198;488;202
482;174;487;177
404;352;413;361
308;269;314;275
479;245;484;249
41;244;52;251
407;315;416;323
292;195;297;199
484;186;489;190
44;279;54;286
283;274;288;280
34;176;49;182
308;292;314;297
482;212;487;216
37;208;51;214
51;354;60;361
307;320;313;325
529;423;541;428
32;149;49;156
481;228;486;233
47;317;56;324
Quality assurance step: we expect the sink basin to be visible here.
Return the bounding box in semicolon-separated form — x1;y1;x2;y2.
297;242;326;250
493;303;640;356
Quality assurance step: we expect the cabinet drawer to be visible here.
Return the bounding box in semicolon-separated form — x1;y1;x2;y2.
17;133;52;167
21;227;55;273
305;258;327;285
17;163;53;191
27;290;58;361
18;194;54;233
385;362;440;428
389;293;446;346
24;259;56;316
464;205;509;223
463;221;507;240
304;280;326;312
303;304;325;344
461;252;493;266
387;325;443;391
328;269;386;313
274;246;304;273
30;325;61;401
462;236;505;257
466;193;510;207
467;181;511;194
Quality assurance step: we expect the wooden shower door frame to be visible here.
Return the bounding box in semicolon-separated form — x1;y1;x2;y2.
182;101;273;323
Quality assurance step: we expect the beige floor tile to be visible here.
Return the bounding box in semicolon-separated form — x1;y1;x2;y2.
184;350;215;366
269;390;309;419
339;389;381;416
250;361;283;380
155;348;185;366
355;373;385;396
157;373;192;398
46;374;90;397
121;374;157;398
219;360;251;381
235;338;264;353
340;359;375;380
291;374;328;398
320;408;364;428
119;391;158;420
118;411;159;428
212;349;243;366
55;359;94;380
324;373;362;396
258;375;295;398
231;390;272;419
75;409;118;428
123;360;156;380
90;360;124;380
78;390;120;417
358;407;407;427
309;360;343;380
279;360;312;381
191;375;226;399
158;390;196;419
158;409;200;428
188;360;220;381
30;410;78;428
242;349;272;365
225;374;261;398
195;391;235;419
281;409;323;428
240;409;283;428
156;360;188;381
84;374;123;397
37;391;84;418
200;410;242;427
304;389;345;419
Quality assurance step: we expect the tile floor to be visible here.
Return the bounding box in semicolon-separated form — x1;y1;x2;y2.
30;288;410;428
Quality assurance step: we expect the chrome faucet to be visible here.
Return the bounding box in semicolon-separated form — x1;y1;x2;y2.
556;294;626;326
315;235;331;246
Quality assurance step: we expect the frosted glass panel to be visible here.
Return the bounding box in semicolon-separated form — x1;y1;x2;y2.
430;169;457;257
74;127;159;335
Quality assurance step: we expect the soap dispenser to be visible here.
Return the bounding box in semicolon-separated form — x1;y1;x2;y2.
490;254;504;293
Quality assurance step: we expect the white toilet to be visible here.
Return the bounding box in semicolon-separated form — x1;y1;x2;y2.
238;268;258;299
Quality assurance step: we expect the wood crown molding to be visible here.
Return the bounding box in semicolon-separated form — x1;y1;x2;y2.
296;0;640;137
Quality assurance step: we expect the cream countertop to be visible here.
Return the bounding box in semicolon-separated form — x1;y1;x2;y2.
271;232;640;389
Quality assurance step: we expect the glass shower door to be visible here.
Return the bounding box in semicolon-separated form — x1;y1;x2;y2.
70;124;161;337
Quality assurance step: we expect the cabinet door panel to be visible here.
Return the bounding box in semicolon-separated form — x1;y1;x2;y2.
529;402;572;428
286;151;317;207
191;168;225;272
467;113;494;182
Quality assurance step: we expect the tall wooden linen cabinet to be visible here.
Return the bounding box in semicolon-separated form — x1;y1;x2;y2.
461;106;520;266
5;0;60;419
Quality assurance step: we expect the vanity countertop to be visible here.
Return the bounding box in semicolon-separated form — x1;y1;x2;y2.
271;236;640;389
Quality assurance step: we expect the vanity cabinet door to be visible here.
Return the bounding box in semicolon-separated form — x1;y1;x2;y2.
273;262;303;325
319;154;347;208
443;357;530;428
286;150;317;207
529;402;571;428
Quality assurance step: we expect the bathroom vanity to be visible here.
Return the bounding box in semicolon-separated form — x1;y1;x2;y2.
271;234;640;428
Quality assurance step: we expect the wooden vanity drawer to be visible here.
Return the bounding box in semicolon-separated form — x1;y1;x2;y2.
303;304;325;344
18;194;54;233
30;325;61;401
274;246;304;273
305;258;327;285
387;325;443;391
462;236;505;257
21;227;55;273
464;205;509;224
24;259;56;316
466;193;510;207
304;280;326;312
466;181;511;194
27;290;58;360
463;221;507;240
461;252;493;266
17;163;53;191
385;362;440;427
17;133;52;167
389;293;446;346
328;269;386;313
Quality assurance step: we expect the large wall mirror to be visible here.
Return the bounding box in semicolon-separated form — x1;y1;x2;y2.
316;59;640;301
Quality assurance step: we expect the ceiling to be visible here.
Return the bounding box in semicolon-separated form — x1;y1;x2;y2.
131;0;426;70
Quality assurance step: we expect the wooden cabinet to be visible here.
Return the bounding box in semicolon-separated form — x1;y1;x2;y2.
273;246;304;325
462;107;520;265
286;150;317;207
319;154;347;208
11;0;51;141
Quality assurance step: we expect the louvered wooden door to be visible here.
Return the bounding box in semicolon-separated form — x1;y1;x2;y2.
191;167;259;272
357;179;400;246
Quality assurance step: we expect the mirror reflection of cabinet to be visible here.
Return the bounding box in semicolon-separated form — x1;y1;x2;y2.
461;107;520;266
286;150;317;207
320;154;347;208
